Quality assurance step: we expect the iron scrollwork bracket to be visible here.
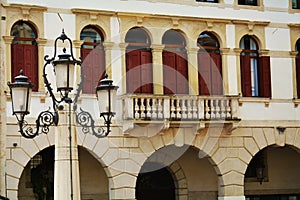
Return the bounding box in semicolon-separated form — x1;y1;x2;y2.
74;107;109;138
18;108;58;139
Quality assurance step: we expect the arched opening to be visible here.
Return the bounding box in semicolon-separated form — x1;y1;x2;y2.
136;162;175;200
296;38;300;99
18;146;54;200
239;35;271;98
162;29;189;95
125;27;153;94
245;145;300;200
80;25;106;94
11;20;38;91
136;145;218;200
78;147;109;199
197;31;223;95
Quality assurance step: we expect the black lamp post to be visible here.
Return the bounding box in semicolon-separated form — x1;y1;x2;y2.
7;29;118;138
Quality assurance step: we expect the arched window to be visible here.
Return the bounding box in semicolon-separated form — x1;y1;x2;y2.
162;30;188;94
125;27;153;94
80;26;105;94
296;39;300;99
240;35;271;97
11;21;38;91
197;32;223;95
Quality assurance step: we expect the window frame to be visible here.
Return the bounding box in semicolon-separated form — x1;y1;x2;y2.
125;27;153;94
10;20;39;92
80;25;106;94
162;30;189;95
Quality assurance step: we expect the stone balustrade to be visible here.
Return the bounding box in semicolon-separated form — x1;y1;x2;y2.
122;95;239;121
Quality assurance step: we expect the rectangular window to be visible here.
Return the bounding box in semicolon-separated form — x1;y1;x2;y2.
196;0;218;3
238;0;257;6
293;0;300;9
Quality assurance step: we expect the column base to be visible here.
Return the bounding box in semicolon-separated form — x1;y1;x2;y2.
218;196;245;200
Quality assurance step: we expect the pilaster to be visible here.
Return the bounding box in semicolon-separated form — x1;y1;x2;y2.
119;43;129;95
36;38;47;92
187;47;199;95
233;48;243;96
151;44;165;95
220;48;231;95
103;42;115;78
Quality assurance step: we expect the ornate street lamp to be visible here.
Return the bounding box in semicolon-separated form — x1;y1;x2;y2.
7;30;118;138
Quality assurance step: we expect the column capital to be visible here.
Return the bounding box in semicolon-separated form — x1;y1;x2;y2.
151;44;165;52
103;41;115;50
233;48;243;55
258;49;270;56
220;48;231;55
187;47;199;54
72;40;84;49
2;36;14;44
119;42;129;50
36;38;47;46
290;51;299;58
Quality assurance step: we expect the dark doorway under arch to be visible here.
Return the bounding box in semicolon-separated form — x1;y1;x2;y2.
136;163;175;200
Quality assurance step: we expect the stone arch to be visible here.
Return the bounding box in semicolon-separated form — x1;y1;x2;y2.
124;26;153;45
73;12;111;42
5;6;45;38
6;132;55;200
134;129;221;199
236;31;264;50
77;146;109;199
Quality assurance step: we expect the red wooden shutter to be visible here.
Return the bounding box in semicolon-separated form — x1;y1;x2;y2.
240;55;252;97
11;44;38;91
81;48;93;94
93;49;106;86
198;51;211;95
258;56;271;98
297;57;300;99
11;44;24;80
140;50;153;94
126;50;141;93
163;51;177;94
211;53;223;95
176;52;188;94
24;45;38;91
81;48;106;94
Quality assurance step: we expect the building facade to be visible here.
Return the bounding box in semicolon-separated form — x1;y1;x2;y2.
0;0;300;200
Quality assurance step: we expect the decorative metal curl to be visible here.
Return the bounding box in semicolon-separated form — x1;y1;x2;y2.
75;108;108;138
18;109;58;139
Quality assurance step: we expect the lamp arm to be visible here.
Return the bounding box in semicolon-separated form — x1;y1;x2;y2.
74;107;108;138
17;109;58;139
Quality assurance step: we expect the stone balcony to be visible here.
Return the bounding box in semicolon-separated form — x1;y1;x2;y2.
121;95;240;134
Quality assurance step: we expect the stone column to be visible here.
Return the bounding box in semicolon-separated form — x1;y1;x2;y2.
54;104;81;200
118;43;128;95
36;38;48;92
290;51;298;99
72;40;84;88
151;44;165;95
220;48;231;96
103;42;115;78
233;48;243;96
2;36;14;87
187;47;199;95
